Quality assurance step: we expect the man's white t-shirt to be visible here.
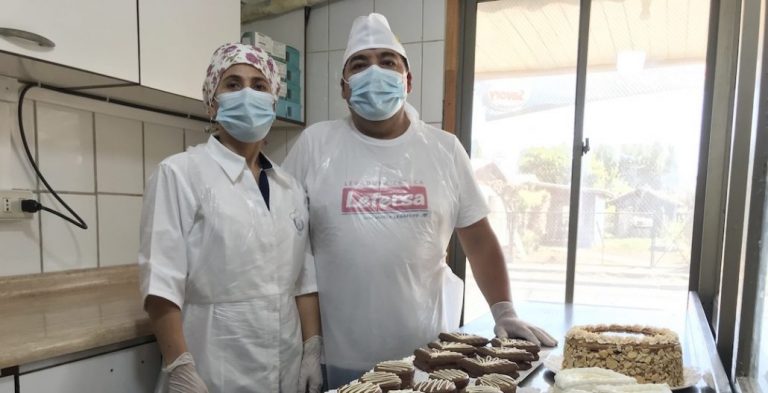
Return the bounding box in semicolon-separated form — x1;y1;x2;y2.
283;105;489;379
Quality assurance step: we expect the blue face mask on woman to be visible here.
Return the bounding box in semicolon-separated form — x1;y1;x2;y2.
215;88;276;142
345;65;407;121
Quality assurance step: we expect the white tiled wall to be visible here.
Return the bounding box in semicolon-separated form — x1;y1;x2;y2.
306;0;447;125
144;123;184;181
40;193;98;272
374;0;424;44
184;128;208;149
329;0;375;51
423;0;447;41
403;42;423;114
422;40;446;123
0;84;206;277
0;215;40;276
263;127;289;164
95;114;143;195
327;50;347;120
98;195;143;267
0;100;35;191
306;52;330;125
37;103;95;193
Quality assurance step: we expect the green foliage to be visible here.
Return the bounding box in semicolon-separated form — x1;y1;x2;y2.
516;188;549;211
518;145;571;184
518;142;677;193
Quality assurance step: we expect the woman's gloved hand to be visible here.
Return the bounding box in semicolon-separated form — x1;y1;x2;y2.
164;352;209;393
491;301;558;347
298;336;324;393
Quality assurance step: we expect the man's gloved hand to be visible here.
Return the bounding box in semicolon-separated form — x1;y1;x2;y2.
164;352;209;393
491;301;558;347
298;336;324;393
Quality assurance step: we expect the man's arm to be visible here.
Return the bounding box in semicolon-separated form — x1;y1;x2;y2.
456;217;511;305
456;217;558;346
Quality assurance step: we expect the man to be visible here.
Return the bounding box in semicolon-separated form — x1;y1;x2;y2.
283;13;556;388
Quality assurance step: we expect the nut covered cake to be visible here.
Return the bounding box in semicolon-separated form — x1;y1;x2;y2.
562;324;684;386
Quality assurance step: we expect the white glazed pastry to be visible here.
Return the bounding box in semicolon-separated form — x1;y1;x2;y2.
554;367;637;392
593;384;672;393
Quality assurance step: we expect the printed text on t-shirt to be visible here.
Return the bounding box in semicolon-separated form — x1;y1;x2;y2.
341;185;429;214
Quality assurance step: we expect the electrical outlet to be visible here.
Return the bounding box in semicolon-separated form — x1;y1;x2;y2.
0;190;34;221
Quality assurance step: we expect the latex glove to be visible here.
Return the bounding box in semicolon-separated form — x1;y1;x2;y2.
164;352;209;393
491;301;558;347
298;336;324;393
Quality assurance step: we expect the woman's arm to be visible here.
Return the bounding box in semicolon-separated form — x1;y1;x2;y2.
296;292;321;340
146;295;188;366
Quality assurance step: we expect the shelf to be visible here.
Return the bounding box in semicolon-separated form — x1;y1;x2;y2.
77;84;305;129
0;50;305;129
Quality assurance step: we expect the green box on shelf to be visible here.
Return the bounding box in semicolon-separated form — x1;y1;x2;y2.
286;46;300;69
284;67;300;86
277;99;301;122
284;84;301;104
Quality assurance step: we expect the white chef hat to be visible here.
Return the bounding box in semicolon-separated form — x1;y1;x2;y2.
343;13;408;69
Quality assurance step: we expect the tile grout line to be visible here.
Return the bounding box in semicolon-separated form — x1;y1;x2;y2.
421;37;425;116
93;112;100;269
326;0;331;121
38;190;141;197
422;0;425;44
141;122;146;192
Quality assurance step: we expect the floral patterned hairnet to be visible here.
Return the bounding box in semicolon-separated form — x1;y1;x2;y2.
202;42;280;108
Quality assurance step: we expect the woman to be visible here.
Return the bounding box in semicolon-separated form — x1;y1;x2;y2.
139;43;322;393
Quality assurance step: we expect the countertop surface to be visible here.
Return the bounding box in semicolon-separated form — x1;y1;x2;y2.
461;292;731;393
0;266;152;369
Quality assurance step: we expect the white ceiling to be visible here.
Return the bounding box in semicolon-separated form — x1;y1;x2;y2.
475;0;711;75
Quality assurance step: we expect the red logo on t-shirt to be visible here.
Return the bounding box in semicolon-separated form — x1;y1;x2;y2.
341;186;429;214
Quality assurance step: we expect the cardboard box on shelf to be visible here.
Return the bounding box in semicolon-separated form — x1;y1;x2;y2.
271;41;287;60
275;60;288;79
241;31;274;54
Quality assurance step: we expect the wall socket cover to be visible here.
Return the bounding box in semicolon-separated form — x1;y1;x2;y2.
0;190;34;220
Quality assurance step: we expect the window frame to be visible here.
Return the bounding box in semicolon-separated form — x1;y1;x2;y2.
445;0;767;387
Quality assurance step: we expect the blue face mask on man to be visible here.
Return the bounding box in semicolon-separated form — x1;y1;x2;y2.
345;65;407;121
215;88;276;143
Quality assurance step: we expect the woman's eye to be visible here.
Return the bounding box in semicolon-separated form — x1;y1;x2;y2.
227;82;242;89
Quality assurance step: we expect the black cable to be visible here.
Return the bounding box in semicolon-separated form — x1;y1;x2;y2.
17;83;88;230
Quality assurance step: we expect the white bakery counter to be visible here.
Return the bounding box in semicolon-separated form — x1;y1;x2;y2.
460;292;731;392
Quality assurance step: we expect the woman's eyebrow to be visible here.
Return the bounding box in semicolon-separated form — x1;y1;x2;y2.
223;75;243;82
249;76;268;83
